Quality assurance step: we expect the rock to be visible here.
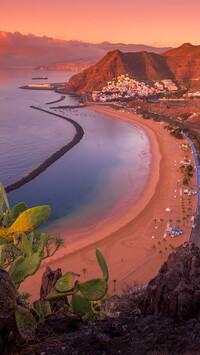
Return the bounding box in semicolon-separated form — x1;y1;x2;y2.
144;242;200;320
40;266;68;311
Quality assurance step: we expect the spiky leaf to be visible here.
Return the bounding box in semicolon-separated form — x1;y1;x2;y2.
80;278;108;301
38;233;49;256
9;202;28;221
55;272;80;292
96;249;109;281
0;279;17;318
72;294;91;317
8;206;51;233
15;306;37;340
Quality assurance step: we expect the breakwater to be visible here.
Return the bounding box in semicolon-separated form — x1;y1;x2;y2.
46;96;66;105
5;106;84;193
50;104;86;109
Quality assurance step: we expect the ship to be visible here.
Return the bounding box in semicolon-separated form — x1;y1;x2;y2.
32;75;48;80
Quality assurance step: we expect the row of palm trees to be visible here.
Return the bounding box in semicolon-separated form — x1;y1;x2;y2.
153;217;190;229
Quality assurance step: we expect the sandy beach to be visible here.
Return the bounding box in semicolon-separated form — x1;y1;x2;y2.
20;106;198;299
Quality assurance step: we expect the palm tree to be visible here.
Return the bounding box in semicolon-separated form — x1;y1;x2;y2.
113;279;117;292
182;217;186;226
157;240;161;246
160;218;164;227
154;218;157;225
169;244;176;251
176;219;181;229
159;250;163;257
169;219;173;226
82;267;88;278
186;214;190;223
151;244;156;252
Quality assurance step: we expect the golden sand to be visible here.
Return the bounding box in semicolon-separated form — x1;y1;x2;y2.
21;106;197;299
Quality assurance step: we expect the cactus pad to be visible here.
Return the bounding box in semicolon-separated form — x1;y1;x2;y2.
0;278;17;318
0;182;10;213
96;249;109;281
80;278;108;301
0;245;5;269
9;253;42;285
72;294;91;317
15;306;37;340
55;272;80;292
17;233;32;256
8;205;51;233
41;300;51;317
47;281;79;300
9;255;26;279
9;202;28;221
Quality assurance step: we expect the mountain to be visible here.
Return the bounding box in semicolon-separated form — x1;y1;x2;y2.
0;30;171;68
97;41;171;54
66;49;175;93
66;43;200;93
163;43;200;89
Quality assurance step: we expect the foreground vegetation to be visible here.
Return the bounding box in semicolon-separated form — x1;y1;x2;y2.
0;183;109;349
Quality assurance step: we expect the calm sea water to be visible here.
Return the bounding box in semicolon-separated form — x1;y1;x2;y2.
0;68;151;234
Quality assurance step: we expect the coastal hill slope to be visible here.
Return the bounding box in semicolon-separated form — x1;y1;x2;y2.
66;43;200;93
163;43;200;89
66;49;175;93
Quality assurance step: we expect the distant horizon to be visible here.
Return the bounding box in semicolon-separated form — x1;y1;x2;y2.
1;29;200;48
1;0;200;47
1;29;175;48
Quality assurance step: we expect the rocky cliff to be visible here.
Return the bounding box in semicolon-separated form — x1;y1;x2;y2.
66;43;200;93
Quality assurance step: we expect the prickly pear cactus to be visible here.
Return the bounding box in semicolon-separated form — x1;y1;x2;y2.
8;256;26;279
0;182;10;213
0;245;5;269
72;294;91;317
96;249;109;281
41;300;51;317
47;281;79;300
17;233;32;256
8;206;51;233
0;278;17;318
9;253;42;286
9;202;28;221
15;306;37;340
55;272;80;292
80;278;108;301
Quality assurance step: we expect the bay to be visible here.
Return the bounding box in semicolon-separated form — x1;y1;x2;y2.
0;68;151;234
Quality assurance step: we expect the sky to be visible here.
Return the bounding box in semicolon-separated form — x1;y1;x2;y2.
1;0;200;46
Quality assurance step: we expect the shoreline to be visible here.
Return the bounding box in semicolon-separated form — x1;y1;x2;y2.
20;105;198;300
22;106;196;299
44;106;160;256
6;106;84;193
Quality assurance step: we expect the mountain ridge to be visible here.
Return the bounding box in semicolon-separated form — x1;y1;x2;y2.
0;30;171;68
66;43;200;93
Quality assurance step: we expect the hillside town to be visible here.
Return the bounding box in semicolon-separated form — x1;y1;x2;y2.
92;74;178;102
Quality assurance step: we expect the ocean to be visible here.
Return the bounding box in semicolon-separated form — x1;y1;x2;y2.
0;68;151;237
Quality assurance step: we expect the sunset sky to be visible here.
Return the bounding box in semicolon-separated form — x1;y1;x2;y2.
1;0;200;46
